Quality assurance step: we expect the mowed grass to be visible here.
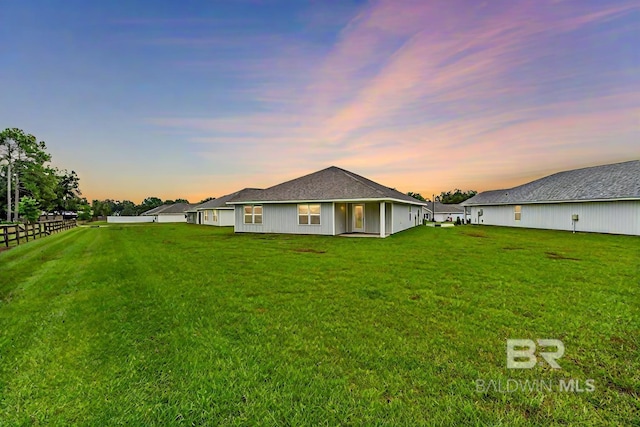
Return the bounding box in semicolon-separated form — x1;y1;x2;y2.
0;224;638;426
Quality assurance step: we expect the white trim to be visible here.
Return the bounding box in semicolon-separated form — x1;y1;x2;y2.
195;206;234;211
462;197;640;207
243;205;263;224
345;203;348;231
332;202;336;236
297;203;321;226
380;202;386;238
353;203;365;232
228;197;428;206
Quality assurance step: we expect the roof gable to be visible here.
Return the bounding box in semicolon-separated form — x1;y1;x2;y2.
230;166;426;205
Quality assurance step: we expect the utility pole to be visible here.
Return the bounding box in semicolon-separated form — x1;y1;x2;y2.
14;149;20;222
432;194;435;222
6;160;11;222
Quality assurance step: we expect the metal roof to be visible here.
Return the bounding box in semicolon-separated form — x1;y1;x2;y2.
462;160;640;206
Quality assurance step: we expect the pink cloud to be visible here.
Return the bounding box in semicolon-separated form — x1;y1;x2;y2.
146;0;639;200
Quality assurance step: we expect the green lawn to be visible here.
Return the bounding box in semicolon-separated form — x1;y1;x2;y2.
0;224;638;425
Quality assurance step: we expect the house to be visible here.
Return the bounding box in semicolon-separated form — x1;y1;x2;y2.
186;189;262;226
141;203;195;223
427;202;467;222
227;166;427;237
461;160;640;235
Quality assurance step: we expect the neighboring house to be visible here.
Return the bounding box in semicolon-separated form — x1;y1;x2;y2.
140;204;167;215
427;202;467;222
227;166;427;237
187;189;262;226
141;203;195;223
461;160;640;236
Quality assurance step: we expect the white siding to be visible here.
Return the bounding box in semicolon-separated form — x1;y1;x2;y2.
385;203;392;234
197;208;234;226
344;202;387;234
235;201;424;236
107;216;154;223
186;212;197;224
392;203;415;233
434;212;465;222
219;209;235;226
334;203;347;235
156;214;187;223
469;201;640;235
200;209;215;226
364;203;380;234
234;203;334;235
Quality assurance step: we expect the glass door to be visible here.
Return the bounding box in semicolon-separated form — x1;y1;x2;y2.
353;204;365;232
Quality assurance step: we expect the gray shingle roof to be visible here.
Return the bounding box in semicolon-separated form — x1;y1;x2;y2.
141;205;168;215
142;203;196;215
431;202;464;213
462;160;640;206
229;166;427;205
190;188;263;211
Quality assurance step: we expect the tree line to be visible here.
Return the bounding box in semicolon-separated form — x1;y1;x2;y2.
407;189;477;204
1;128;204;223
1;128;82;223
89;197;196;218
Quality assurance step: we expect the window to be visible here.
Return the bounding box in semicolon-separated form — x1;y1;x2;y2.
212;210;218;222
514;205;521;221
298;204;321;225
204;211;208;221
244;205;262;224
254;206;262;224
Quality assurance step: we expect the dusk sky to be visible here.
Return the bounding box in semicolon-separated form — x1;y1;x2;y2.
1;0;638;203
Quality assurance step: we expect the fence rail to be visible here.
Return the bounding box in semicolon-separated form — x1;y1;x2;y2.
0;220;77;248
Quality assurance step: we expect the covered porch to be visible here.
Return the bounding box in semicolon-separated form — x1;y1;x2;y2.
332;201;394;238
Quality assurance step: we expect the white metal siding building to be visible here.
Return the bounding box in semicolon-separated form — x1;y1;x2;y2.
107;216;154;224
462;161;640;236
140;203;194;223
156;213;188;223
187;189;261;227
230;166;426;237
197;208;235;226
233;201;423;236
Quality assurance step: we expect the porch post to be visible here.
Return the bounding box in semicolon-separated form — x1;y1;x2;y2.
332;202;336;235
380;201;386;238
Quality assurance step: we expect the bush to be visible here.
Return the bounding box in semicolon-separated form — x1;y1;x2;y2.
18;197;40;223
78;204;92;221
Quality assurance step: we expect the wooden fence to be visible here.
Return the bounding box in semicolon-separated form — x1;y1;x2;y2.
0;220;77;248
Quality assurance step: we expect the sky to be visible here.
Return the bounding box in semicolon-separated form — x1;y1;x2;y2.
1;0;638;203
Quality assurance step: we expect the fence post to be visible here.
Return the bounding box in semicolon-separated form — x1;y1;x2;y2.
2;226;7;248
15;225;19;245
